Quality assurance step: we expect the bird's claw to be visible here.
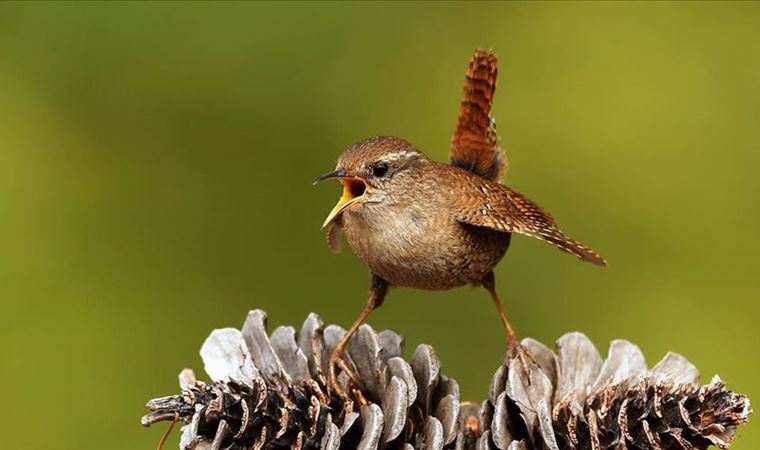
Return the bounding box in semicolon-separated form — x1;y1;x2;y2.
328;352;359;403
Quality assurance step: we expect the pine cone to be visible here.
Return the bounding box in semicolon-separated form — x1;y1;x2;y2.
142;310;461;449
142;311;751;450
483;334;752;450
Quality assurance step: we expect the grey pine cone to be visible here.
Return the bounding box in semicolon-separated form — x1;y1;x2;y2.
143;310;460;449
142;311;751;450
483;334;752;450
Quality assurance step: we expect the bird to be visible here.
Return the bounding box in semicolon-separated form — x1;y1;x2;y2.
314;49;605;396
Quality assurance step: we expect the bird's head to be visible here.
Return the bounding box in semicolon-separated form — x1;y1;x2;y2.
315;136;426;229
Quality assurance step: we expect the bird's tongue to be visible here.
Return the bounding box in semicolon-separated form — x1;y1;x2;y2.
342;177;366;200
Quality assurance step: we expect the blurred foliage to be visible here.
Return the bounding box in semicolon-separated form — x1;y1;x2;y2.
0;2;757;449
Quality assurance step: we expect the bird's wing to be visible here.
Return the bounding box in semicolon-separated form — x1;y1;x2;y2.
454;182;606;266
449;49;506;183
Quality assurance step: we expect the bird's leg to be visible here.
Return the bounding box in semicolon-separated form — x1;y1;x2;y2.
482;271;520;352
328;274;388;399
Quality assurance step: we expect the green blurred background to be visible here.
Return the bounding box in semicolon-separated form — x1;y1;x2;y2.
0;2;757;448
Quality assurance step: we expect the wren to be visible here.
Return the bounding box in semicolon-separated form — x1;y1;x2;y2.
315;50;605;395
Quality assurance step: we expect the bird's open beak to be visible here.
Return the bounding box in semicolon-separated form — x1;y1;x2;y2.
314;169;367;229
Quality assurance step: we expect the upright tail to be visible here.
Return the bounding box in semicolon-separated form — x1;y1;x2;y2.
450;49;506;183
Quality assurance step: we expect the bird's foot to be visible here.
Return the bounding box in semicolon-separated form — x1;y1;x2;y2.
507;329;519;349
505;321;521;356
507;332;521;359
328;351;359;403
506;331;541;367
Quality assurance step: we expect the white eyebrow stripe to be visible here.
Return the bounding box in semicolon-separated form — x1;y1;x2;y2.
382;150;421;161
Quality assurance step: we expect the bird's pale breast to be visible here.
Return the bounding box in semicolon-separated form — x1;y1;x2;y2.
341;169;510;290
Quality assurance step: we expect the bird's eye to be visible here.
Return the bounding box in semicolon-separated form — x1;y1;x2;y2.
372;161;389;177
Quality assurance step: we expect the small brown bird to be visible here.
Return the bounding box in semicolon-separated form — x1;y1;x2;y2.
315;50;605;394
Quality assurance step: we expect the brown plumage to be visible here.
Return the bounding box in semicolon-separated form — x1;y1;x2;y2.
450;49;504;182
315;49;605;398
